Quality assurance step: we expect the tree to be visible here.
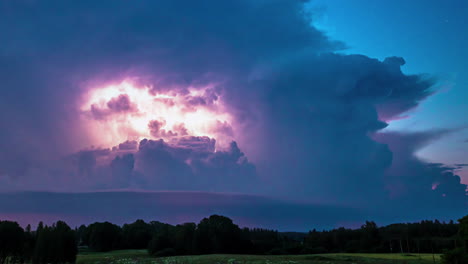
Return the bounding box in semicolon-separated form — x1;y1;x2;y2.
248;228;280;254
441;215;468;264
0;221;24;264
360;221;380;252
459;215;468;252
173;223;196;254
33;221;77;264
86;222;122;252
148;224;173;256
194;215;247;254
33;225;50;264
54;221;78;263
75;225;87;246
441;247;468;264
122;220;152;249
23;224;35;263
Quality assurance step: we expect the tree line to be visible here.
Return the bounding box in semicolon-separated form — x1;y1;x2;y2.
0;220;76;264
303;220;460;254
0;215;466;263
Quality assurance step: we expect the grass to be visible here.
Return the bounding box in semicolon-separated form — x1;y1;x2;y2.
76;250;442;264
77;250;152;264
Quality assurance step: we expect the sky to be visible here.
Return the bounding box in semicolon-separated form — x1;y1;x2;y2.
310;0;468;182
0;0;466;231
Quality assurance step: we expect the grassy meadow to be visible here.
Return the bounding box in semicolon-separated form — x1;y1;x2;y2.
77;250;441;264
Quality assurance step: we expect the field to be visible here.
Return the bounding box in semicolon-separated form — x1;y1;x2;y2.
77;250;441;264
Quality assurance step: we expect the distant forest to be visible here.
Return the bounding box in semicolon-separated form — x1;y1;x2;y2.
0;215;467;264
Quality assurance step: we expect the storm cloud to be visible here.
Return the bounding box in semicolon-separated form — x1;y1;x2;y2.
0;0;466;224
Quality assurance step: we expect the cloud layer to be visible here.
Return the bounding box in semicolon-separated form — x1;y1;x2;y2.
0;191;369;231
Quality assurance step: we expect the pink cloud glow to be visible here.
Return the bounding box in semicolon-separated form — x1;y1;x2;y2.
80;81;235;150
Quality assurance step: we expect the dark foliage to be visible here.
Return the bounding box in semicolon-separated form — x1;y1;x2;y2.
441;216;468;264
441;247;468;264
147;225;172;256
303;220;460;254
459;215;468;252
0;214;466;262
32;221;77;264
193;215;250;254
83;222;122;252
122;220;152;249
0;221;24;264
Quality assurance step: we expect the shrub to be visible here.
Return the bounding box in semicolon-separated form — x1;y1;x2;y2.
441;247;468;264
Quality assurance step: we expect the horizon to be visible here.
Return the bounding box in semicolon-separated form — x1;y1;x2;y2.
0;191;462;233
0;190;463;232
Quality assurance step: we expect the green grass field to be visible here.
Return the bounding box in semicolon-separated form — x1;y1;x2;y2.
77;250;442;264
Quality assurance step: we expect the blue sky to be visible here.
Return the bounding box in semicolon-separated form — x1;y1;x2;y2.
310;0;468;181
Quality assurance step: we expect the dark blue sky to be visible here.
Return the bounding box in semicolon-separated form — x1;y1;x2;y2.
0;0;466;230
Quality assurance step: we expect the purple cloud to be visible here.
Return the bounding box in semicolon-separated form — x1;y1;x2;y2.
90;94;137;119
107;94;135;112
375;131;467;210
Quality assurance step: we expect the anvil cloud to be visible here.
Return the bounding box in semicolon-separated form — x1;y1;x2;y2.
0;0;466;228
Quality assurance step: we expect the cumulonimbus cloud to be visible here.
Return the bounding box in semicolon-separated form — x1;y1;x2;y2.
0;0;465;222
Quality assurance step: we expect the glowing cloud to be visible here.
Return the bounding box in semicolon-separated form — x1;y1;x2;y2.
80;81;234;149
